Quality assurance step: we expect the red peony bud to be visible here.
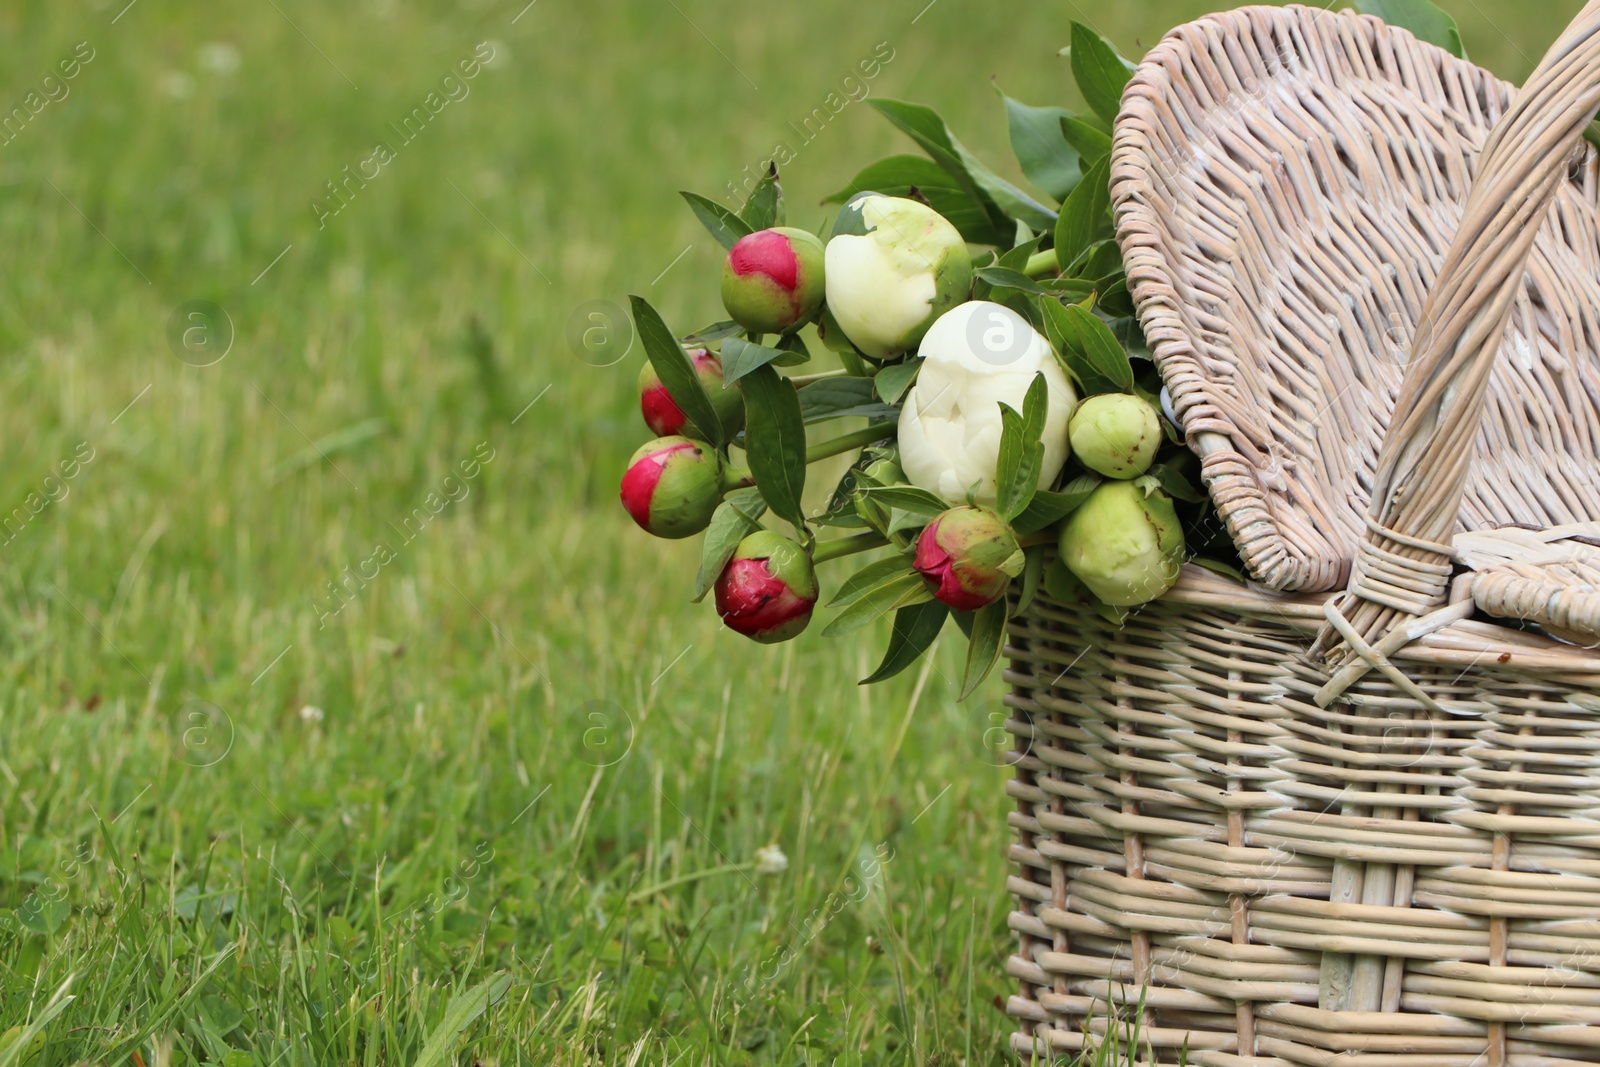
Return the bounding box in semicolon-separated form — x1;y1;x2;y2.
720;227;826;335
714;530;818;643
913;506;1024;612
620;436;723;539
638;348;744;437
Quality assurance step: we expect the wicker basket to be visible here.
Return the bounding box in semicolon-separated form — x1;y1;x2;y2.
1004;5;1600;1064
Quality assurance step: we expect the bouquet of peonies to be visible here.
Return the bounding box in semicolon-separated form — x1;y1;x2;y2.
615;21;1263;695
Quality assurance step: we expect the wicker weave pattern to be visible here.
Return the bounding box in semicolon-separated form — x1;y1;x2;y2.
1005;570;1600;1065
1113;5;1600;594
1006;4;1600;1062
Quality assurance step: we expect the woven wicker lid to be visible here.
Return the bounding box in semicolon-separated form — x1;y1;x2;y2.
1114;4;1600;594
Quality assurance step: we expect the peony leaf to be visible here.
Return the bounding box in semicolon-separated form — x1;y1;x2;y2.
739;163;783;229
861;601;949;685
693;489;767;603
1069;22;1133;125
679;191;753;250
822;571;930;636
1054;154;1112;276
867;99;1057;238
995;375;1048;522
738;365;809;533
1001;94;1081;203
828;555;917;608
824;155;1002;246
1016;544;1046;614
855;485;949;518
959;598;1010;700
1058;303;1134;394
631;296;726;444
1060;115;1112;166
974;266;1051;299
874;361;920;405
798;377;892;424
1013;475;1100;535
720;337;792;386
1355;0;1464;58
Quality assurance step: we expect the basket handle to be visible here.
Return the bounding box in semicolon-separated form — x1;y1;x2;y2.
1319;2;1600;664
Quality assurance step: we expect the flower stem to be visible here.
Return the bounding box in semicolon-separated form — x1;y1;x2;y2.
805;420;897;464
812;532;890;564
1023;249;1059;278
626;863;751;903
787;369;848;388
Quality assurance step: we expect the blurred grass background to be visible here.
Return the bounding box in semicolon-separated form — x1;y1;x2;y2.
0;0;1584;1063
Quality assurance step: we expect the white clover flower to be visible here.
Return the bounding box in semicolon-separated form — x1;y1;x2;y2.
197;42;241;77
897;301;1077;504
298;704;325;724
753;843;788;876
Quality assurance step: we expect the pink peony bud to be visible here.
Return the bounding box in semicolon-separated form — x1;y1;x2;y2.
913;506;1024;612
620;436;723;539
720;227;826;335
638;349;744;437
714;530;818;643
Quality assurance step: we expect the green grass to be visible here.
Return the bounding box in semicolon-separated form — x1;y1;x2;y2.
0;0;1582;1063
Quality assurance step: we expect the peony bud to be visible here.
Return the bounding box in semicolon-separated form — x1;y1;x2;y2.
714;530;818;642
913;506;1024;611
619;436;723;539
824;194;971;358
638;349;744;437
1068;393;1161;479
721;227;826;335
897;301;1077;504
1058;481;1185;606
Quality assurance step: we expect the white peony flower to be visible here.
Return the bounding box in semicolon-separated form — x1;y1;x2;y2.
897;301;1077;504
823;194;971;358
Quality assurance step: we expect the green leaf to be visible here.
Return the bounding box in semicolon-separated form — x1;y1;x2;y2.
995;376;1048;522
1356;0;1464;58
413;973;514;1067
680;191;753;250
1054;154;1111;275
828;555;917;608
997;232;1048;272
861;602;949;684
1060;115;1113;165
1146;459;1206;504
739;164;782;229
1053;302;1134;394
823;572;932;636
681;320;743;345
824;155;1002;246
1070;22;1133;125
693;489;767;602
868;99;1058;237
855;485;949;518
798;377;894;424
1013;478;1100;535
772;331;811;366
738;365;809;532
1016;544;1046;615
973;266;1051;299
960;599;1010;700
631;296;726;444
17;890;68;936
719;337;792;387
874;361;920;405
1001;94;1081;202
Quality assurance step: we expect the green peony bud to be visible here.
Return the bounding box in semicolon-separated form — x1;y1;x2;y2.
619;436;724;539
1058;481;1185;606
913;506;1024;611
1068;393;1162;479
720;227;827;335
